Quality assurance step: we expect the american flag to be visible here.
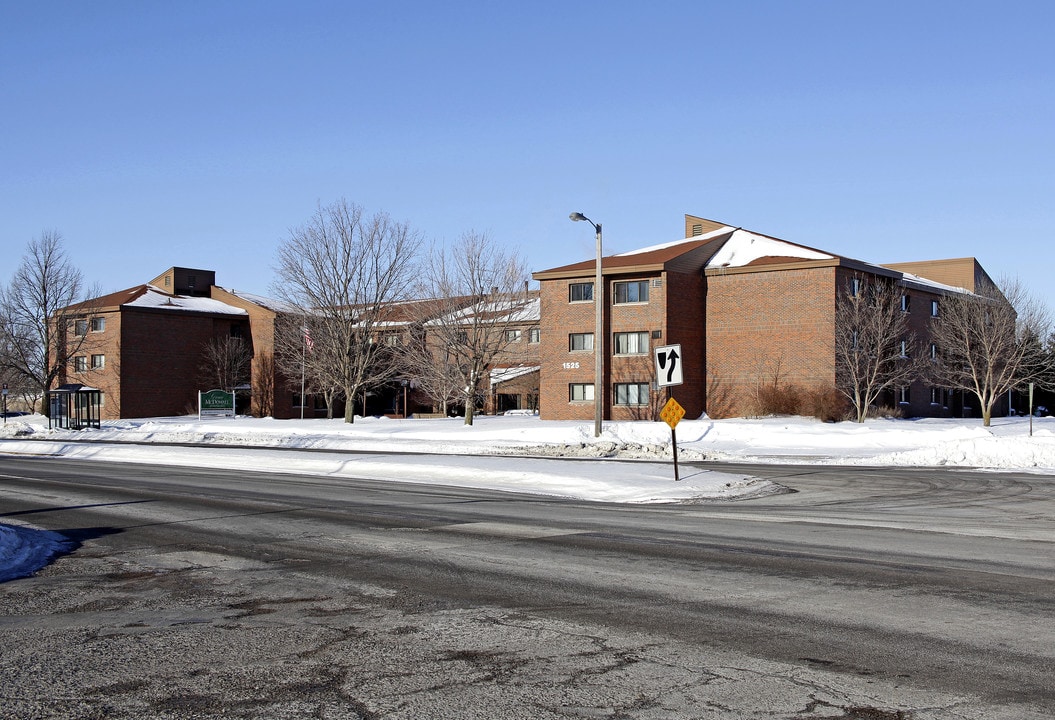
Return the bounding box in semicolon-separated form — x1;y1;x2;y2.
303;327;314;352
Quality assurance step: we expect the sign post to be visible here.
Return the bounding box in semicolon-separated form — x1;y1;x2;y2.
660;396;686;481
2;383;7;425
1025;382;1033;437
654;344;685;481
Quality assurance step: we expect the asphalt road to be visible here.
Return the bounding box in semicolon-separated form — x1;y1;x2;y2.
1;454;1053;719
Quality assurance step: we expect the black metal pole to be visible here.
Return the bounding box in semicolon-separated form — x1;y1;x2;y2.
670;387;680;481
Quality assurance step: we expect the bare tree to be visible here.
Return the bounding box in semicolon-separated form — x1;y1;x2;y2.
271;200;420;423
251;350;276;418
400;320;464;416
930;276;1052;426
835;275;929;423
410;232;529;426
199;335;252;393
0;231;96;413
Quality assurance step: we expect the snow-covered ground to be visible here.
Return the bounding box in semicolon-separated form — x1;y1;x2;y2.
3;412;1054;581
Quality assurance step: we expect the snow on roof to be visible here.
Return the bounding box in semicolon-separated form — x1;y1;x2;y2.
897;271;972;296
223;289;298;312
127;286;248;315
705;229;833;268
490;365;540;387
614;225;734;257
427;296;540;326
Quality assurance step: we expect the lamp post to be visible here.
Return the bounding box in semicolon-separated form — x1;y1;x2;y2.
570;212;603;437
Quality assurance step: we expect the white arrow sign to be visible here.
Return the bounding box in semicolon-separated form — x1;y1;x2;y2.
654;344;683;387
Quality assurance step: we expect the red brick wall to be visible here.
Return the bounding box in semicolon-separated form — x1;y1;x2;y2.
888;282;948;417
660;270;706;419
60;308;124;420
705;267;837;418
538;270;707;421
208;288;299;418
538;278;599;420
118;309;245;418
608;273;666;421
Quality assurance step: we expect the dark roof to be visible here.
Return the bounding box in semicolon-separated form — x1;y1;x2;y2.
533;232;732;280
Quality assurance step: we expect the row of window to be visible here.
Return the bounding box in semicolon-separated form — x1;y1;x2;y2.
849;333;942;361
71;355;105;372
569;280;650;304
900;295;940;316
896;387;953;406
569;331;652;354
380;327;541;347
573;382;954;408
569;382;652;406
73;317;106;336
848;280;940;317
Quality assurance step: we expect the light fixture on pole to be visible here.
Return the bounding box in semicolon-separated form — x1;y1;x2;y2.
569;212;603;438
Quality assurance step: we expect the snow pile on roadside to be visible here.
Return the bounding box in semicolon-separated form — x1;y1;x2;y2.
0;522;74;583
3;413;1055;469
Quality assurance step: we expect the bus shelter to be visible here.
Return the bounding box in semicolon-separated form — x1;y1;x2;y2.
47;384;102;429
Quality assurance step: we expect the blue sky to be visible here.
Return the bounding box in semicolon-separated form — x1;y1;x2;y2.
3;1;1053;307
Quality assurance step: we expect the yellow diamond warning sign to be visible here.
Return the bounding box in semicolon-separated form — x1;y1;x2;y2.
660;397;685;429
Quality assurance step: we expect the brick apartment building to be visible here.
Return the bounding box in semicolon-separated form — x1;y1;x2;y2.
58;268;252;419
57;267;540;421
532;214;996;422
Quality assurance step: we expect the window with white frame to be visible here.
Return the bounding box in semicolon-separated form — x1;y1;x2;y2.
90;354;105;370
850;277;863;297
901;294;911;313
569;333;594;351
930;343;938;361
569;383;594;402
931;299;939;317
613;331;649;355
898;386;911;404
900;339;910;358
505;329;522;343
614;382;649;406
74;319;88;336
73;356;87;372
528;327;540;344
930;387;947;406
569;282;593;302
90;317;105;332
613;280;649;304
383;334;400;347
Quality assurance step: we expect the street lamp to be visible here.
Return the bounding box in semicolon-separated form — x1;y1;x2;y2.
570;212;603;437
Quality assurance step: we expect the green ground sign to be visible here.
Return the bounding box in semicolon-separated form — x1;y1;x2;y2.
199;389;235;419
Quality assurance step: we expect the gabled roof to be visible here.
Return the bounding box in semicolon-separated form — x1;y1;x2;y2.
533;214;986;298
704;228;834;269
532;225;732;280
66;284;248;316
216;288;300;314
125;285;248;315
425;295;540;327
